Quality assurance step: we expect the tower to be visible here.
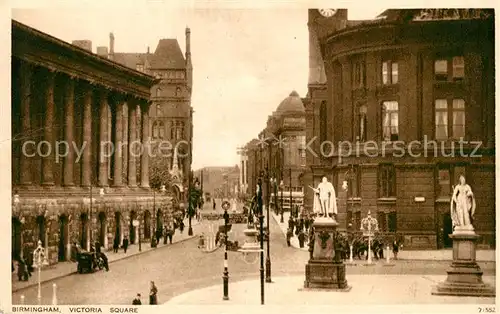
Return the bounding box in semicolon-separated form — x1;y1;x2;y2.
108;32;115;60
185;27;193;94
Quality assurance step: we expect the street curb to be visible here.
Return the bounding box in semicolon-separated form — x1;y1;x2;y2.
12;234;198;293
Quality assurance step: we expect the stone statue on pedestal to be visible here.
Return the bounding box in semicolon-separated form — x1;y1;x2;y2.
450;175;476;232
310;177;337;218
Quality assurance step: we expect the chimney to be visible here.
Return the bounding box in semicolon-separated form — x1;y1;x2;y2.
185;26;193;93
96;46;108;57
72;40;92;52
109;32;115;60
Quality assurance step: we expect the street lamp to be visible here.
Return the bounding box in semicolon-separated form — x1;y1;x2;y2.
33;240;49;304
257;178;265;304
289;168;293;218
266;176;276;283
279;180;284;223
222;200;231;300
360;211;379;265
343;165;355;261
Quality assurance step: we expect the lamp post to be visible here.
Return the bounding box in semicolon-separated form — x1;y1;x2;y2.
222;200;230;300
188;172;194;236
342;165;355;261
266;176;275;283
289;168;292;218
360;211;379;265
33;240;49;304
279;180;284;223
257;178;265;304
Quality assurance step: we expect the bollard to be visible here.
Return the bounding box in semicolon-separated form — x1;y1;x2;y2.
52;283;57;305
20;295;25;305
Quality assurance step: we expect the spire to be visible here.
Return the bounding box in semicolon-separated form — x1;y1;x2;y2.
185;26;193;93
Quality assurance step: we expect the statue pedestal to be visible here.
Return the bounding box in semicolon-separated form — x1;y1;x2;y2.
432;228;495;297
302;217;351;291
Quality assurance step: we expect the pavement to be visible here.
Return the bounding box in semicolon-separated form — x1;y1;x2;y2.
165;274;496;305
12;218;206;293
271;212;496;262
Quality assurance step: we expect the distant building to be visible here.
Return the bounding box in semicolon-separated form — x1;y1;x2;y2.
194;166;240;199
243;91;307;213
304;9;495;249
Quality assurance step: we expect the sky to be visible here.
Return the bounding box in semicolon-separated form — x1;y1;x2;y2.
11;4;385;170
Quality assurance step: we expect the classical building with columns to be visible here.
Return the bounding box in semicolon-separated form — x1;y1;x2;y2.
11;20;175;265
303;9;495;249
80;29;194;200
243;91;307;214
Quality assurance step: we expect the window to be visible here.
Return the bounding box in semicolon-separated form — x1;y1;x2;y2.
155;88;161;97
319;101;327;143
381;101;399;141
435;99;448;139
377;211;387;232
346;165;360;198
452;56;465;80
387;212;397;232
434;60;448;80
176;87;182;97
358;105;367;142
378;164;396;198
434;99;465;140
434;56;465;81
158;122;165;139
382;61;398;85
152;121;159;139
354;211;361;231
136;64;144;72
156;104;162;117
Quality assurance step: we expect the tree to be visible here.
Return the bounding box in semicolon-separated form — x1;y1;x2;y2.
149;156;172;190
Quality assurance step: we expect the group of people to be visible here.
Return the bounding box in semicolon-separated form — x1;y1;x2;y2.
286;211;314;248
132;281;158;305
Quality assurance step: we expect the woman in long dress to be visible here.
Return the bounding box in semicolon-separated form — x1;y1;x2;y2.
450;175;476;228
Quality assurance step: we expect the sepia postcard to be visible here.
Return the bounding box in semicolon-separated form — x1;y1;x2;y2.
1;1;497;313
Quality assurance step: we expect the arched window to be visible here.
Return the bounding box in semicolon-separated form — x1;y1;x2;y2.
158;122;165;139
359;105;367;142
152;121;159;139
156;104;162;117
176;87;181;96
155;88;161;97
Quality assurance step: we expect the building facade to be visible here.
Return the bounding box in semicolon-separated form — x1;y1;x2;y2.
85;29;194;201
243;91;307;212
304;9;495;249
11;20;174;265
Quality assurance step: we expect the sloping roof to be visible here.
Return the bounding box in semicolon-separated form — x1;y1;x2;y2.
113;53;150;69
149;39;186;69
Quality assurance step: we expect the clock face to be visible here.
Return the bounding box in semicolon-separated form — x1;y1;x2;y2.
318;9;337;17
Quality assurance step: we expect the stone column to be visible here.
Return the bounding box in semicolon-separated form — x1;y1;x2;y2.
113;99;124;187
63;77;75;186
19;61;33;185
98;90;109;187
41;70;56;186
140;101;151;188
128;100;138;187
81;84;93;187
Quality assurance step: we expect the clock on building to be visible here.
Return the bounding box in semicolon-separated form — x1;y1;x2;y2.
318;9;337;17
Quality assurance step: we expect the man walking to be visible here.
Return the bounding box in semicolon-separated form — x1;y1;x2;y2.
123;236;129;253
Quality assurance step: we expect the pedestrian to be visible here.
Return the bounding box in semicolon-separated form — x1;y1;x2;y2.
298;230;305;248
17;258;29;281
288;215;295;235
149;281;158;305
132;293;141;305
286;228;293;247
156;228;162;244
113;237;120;253
213;199;216;210
123;236;129;253
393;239;400;260
179;220;185;234
198;233;205;249
167;225;174;244
95;241;109;271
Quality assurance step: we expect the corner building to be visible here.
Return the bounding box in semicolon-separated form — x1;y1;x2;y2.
304;9;495;249
11;20;174;265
